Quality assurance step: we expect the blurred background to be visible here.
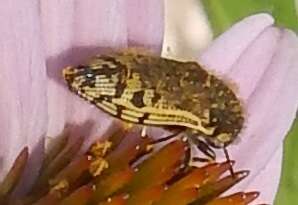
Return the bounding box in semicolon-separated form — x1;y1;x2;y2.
162;0;298;204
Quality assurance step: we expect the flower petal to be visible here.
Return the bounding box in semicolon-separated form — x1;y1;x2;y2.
42;1;128;139
0;1;47;193
230;29;298;172
43;1;164;149
41;1;81;138
228;27;281;100
125;0;164;53
199;13;274;74
199;13;298;203
224;28;296;201
245;145;282;204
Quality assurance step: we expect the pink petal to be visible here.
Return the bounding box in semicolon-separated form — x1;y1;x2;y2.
228;27;281;100
41;1;128;139
246;145;282;204
200;14;298;203
41;1;81;138
0;1;47;193
73;1;128;49
125;0;164;53
43;1;164;149
230;29;298;172
199;14;274;74
224;145;282;204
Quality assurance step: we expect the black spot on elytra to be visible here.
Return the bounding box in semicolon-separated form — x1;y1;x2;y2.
138;113;150;124
116;105;125;118
152;92;161;104
93;96;113;103
131;90;145;108
115;83;126;98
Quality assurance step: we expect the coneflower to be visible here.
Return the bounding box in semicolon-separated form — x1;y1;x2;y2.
0;126;259;205
0;2;297;205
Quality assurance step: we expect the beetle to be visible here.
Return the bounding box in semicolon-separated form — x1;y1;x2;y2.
63;50;244;162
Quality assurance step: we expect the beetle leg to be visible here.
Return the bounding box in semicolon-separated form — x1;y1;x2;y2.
192;137;216;161
223;147;235;177
191;156;213;163
150;130;184;144
184;137;213;165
